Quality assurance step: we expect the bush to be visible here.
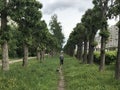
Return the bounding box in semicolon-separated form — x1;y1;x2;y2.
94;51;117;65
94;51;100;64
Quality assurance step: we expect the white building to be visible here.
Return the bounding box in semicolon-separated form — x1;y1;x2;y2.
106;25;118;49
95;25;119;50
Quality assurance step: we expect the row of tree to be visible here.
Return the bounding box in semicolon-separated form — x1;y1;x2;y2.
64;0;120;80
0;0;64;71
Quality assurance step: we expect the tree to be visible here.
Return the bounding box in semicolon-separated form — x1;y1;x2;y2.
49;14;64;52
71;23;85;61
82;33;88;64
8;24;19;58
9;0;43;66
64;23;85;59
93;0;110;71
0;0;10;70
82;7;102;64
64;32;76;56
116;18;120;79
64;41;76;57
0;0;43;69
32;20;49;62
81;11;90;64
46;33;58;57
109;0;120;79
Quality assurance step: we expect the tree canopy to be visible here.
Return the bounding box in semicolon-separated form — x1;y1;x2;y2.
49;14;65;51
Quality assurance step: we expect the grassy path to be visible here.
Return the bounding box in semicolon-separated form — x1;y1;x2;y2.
57;57;74;90
58;66;65;90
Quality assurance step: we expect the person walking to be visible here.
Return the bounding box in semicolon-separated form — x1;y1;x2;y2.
59;51;64;66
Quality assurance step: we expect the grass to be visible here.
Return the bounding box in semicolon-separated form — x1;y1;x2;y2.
0;55;120;90
63;55;120;90
0;56;60;90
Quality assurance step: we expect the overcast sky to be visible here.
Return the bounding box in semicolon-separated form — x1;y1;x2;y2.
39;0;118;42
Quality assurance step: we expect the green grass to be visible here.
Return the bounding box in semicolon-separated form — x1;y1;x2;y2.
63;56;120;90
0;56;60;90
0;55;120;90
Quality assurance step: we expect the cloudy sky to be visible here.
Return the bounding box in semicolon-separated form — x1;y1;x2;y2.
39;0;118;42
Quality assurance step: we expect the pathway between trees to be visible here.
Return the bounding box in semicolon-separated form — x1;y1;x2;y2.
58;66;65;90
0;57;35;66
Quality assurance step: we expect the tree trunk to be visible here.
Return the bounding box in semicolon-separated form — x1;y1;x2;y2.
88;34;95;64
69;45;75;57
99;0;109;72
99;36;106;71
76;41;83;60
71;46;75;57
37;51;40;61
1;41;9;71
83;39;88;64
22;44;28;67
41;50;45;60
115;16;120;79
1;1;9;71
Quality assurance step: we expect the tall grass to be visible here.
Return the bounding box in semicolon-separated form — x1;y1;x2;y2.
63;55;120;90
0;56;60;90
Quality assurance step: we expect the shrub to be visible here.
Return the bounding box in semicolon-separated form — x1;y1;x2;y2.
94;51;117;65
94;51;100;64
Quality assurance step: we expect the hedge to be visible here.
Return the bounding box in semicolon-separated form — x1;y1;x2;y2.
94;51;117;65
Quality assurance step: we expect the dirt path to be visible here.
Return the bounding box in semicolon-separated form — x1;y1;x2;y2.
58;66;65;90
0;57;35;66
